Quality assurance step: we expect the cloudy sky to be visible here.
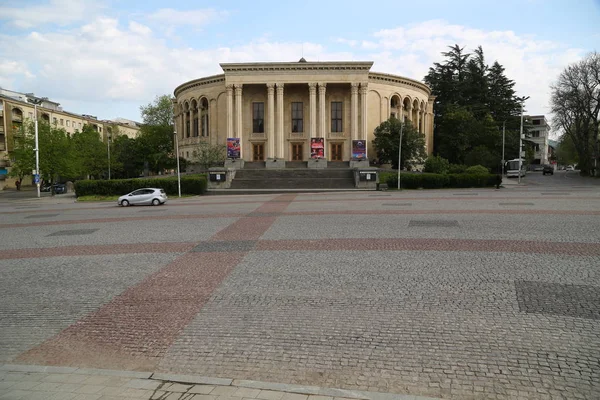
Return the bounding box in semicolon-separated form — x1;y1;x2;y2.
1;0;599;128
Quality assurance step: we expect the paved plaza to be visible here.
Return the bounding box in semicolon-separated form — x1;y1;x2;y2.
0;172;599;399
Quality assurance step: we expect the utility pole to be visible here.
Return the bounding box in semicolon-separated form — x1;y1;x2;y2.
501;121;505;175
28;97;43;198
397;121;404;190
518;96;530;185
107;133;111;180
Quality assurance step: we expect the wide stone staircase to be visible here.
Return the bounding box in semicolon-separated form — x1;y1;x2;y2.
229;167;355;190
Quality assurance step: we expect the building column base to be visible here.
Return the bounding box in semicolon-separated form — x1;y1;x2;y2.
265;158;287;169
224;159;245;170
350;158;370;168
307;158;328;169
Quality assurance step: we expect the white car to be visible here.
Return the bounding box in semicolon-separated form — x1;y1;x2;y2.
118;188;168;206
566;165;575;171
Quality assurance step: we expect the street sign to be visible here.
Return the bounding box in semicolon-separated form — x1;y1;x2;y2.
33;174;40;184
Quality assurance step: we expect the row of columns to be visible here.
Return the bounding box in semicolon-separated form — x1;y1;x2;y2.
226;82;369;160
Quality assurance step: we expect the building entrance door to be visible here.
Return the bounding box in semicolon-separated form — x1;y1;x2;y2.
252;143;265;161
331;143;343;161
292;143;303;161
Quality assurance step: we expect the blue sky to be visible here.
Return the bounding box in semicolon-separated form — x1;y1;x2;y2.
0;0;599;127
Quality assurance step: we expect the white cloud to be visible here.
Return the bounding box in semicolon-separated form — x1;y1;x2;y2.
146;8;227;28
0;0;103;28
360;20;586;116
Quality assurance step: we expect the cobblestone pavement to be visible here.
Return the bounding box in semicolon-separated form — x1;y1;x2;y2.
0;182;599;400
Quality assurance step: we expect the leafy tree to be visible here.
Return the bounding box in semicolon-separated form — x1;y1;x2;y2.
555;134;579;166
424;155;450;174
373;118;425;169
424;44;527;168
110;135;145;178
71;124;107;179
10;120;76;191
8;122;35;187
192;141;226;170
140;95;174;127
550;52;600;176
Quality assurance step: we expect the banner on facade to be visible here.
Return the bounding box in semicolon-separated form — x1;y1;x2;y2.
310;138;325;159
352;140;366;159
227;138;241;159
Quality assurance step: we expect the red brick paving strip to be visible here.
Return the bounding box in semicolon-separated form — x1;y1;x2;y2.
256;238;600;256
0;242;197;260
16;252;247;370
210;194;297;241
15;194;297;371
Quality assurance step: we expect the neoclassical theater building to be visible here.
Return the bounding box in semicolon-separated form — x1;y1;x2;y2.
173;59;434;164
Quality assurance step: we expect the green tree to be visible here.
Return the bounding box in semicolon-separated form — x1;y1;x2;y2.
71;124;107;179
424;44;527;167
140;95;174;127
550;52;600;176
373;118;425;169
10;120;76;191
424;155;450;174
555;134;579;166
8;122;35;186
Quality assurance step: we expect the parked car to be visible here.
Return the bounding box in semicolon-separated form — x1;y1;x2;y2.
542;165;554;175
53;183;66;194
566;165;575;171
118;188;168;206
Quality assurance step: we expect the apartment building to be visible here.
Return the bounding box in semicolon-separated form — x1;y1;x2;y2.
0;88;141;189
526;115;551;165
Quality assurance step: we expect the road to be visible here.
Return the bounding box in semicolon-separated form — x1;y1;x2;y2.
0;177;599;400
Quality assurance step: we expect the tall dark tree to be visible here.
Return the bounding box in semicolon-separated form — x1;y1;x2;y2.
137;94;177;175
424;44;528;169
71;124;107;179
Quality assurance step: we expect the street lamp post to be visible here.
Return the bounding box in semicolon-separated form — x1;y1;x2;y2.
28;98;43;198
107;134;111;180
518;96;530;185
397;121;404;190
501;121;505;175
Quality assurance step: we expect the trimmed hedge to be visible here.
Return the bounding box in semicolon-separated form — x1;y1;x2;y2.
74;175;207;197
380;171;499;189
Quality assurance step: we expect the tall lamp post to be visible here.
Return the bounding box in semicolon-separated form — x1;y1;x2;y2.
518;96;530;185
107;133;111;180
28;98;43;198
171;99;181;198
397;121;404;190
501;121;506;175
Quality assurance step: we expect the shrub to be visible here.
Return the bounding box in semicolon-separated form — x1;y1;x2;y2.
448;164;468;174
424;155;450;174
464;165;490;175
380;171;497;189
74;175;207;197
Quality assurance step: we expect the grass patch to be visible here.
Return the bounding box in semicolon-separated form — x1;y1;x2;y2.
77;195;120;202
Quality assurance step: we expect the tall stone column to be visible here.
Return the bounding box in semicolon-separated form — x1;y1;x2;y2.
380;97;387;124
360;82;368;143
234;84;243;158
226;84;233;140
276;83;284;159
406;104;412;122
267;83;275;159
318;83;326;139
309;83;317;138
351;83;359;141
209;99;217;146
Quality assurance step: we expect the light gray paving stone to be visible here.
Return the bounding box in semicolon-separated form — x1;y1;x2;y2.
124;379;161;390
0;365;78;374
163;383;192;393
209;387;238;396
152;374;232;386
71;394;102;400
190;395;218;400
1;381;41;391
281;394;308;400
188;385;216;394
256;390;285;400
233;388;261;398
74;369;152;379
75;385;105;394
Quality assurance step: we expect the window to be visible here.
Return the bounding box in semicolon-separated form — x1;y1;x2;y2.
60;119;64;126
78;122;82;128
533;120;541;125
253;102;264;133
66;120;70;127
291;102;303;133
28;112;33;119
53;117;57;124
186;151;189;158
331;101;343;133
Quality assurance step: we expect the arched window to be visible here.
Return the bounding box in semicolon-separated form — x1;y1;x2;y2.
200;98;209;137
191;100;198;137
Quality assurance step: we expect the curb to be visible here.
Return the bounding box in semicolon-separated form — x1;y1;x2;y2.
1;364;442;400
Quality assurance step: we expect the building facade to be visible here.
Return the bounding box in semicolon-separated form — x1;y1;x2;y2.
173;60;434;164
526;115;551;165
0;88;140;189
